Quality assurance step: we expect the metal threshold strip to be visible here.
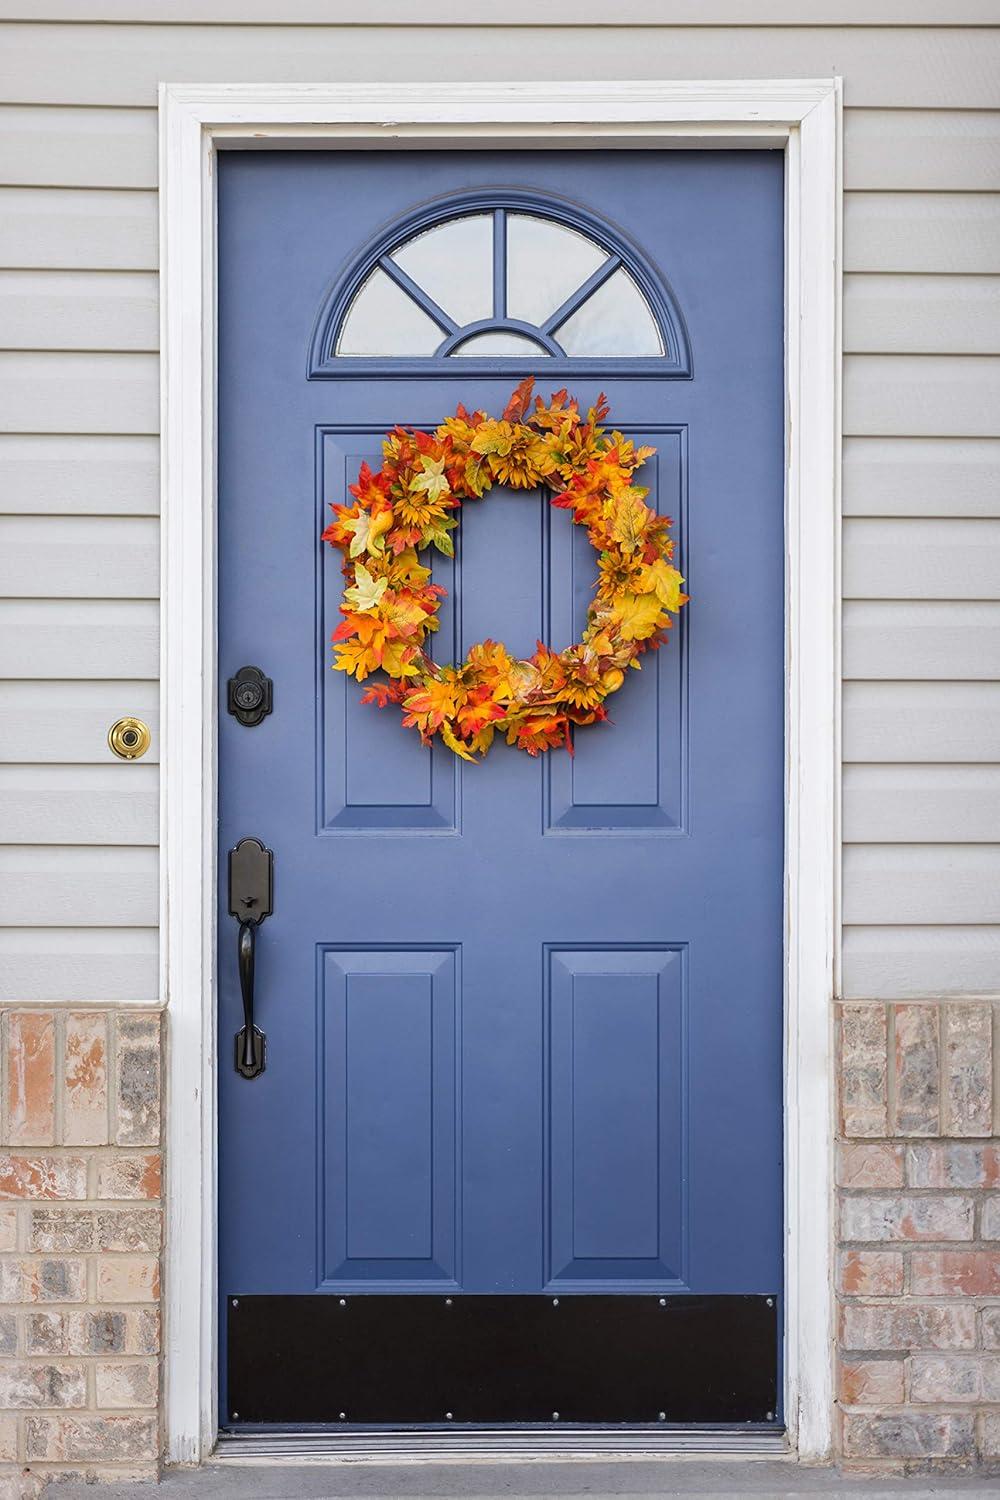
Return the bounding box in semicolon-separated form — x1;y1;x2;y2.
215;1428;789;1461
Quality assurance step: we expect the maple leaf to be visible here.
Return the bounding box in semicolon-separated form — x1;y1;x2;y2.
613;591;667;641
381;593;430;639
334;637;382;681
349;461;391;508
502;376;535;423
379;640;421;679
411;455;452;505
638;558;687;613
422;516;458;557
359;681;406;709
402;675;465;732
507;712;571;756
608;488;653;555
342;564;388;614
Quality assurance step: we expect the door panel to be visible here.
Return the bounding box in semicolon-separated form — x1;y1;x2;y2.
218;148;785;1426
321;947;458;1286
547;946;684;1287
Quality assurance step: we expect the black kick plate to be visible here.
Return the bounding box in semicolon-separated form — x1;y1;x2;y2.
226;1294;778;1426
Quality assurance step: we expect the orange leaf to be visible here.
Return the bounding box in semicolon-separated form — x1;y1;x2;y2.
502;376;535;423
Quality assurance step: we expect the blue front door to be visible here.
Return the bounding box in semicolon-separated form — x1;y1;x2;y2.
218;149;785;1427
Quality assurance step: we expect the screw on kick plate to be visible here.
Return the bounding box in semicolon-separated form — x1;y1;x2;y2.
445;1298;452;1306
766;1297;774;1307
339;1412;346;1421
766;1411;775;1422
552;1298;559;1306
446;1412;453;1421
658;1412;666;1422
231;1299;239;1309
339;1298;346;1306
659;1298;667;1306
231;1411;239;1420
552;1412;560;1421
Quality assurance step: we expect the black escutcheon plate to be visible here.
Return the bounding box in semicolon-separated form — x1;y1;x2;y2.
226;1294;778;1426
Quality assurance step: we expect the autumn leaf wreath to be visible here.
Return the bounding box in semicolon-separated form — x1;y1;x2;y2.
322;377;688;761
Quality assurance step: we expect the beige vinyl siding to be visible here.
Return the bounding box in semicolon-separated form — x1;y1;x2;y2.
0;16;997;1002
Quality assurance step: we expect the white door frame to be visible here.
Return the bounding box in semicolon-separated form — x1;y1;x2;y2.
159;79;841;1467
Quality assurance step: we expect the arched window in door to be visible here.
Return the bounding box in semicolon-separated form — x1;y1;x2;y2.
308;193;691;376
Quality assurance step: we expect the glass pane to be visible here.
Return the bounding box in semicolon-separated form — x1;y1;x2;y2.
336;268;443;356
451;331;550;356
391;215;493;326
506;214;607;327
556;268;663;357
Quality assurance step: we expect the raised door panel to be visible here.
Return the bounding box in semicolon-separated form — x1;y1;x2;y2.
546;946;685;1290
321;946;459;1288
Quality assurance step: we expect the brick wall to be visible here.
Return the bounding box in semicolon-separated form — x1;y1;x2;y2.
838;1000;1000;1472
2;997;996;1484
0;1009;162;1494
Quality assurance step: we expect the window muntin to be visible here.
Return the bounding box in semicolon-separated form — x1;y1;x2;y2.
334;208;664;360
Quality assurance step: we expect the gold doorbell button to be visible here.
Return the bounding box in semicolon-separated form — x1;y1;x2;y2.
108;717;151;760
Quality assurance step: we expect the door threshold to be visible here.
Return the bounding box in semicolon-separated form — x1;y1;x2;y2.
215;1428;788;1462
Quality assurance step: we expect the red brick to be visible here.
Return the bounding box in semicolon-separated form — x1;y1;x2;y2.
841;1301;975;1351
892;1004;939;1136
942;1001;992;1137
838;1250;904;1296
0;1155;87;1201
839;1358;904;1406
836;1143;904;1189
906;1142;1000;1189
910;1249;1000;1296
62;1013;108;1147
842;1410;974;1460
839;1004;887;1137
5;1013;55;1147
96;1152;160;1202
840;1193;973;1243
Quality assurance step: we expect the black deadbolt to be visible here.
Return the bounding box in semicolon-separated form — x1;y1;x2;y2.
227;665;272;727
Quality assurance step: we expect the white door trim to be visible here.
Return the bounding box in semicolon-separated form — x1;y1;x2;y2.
159;79;841;1467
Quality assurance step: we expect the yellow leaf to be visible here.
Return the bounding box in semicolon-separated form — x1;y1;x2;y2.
613;591;666;641
380;641;421;678
441;721;477;762
608;489;652;554
639;558;686;613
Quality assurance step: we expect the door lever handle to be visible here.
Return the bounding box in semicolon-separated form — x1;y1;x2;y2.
228;837;273;1081
236;919;264;1080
